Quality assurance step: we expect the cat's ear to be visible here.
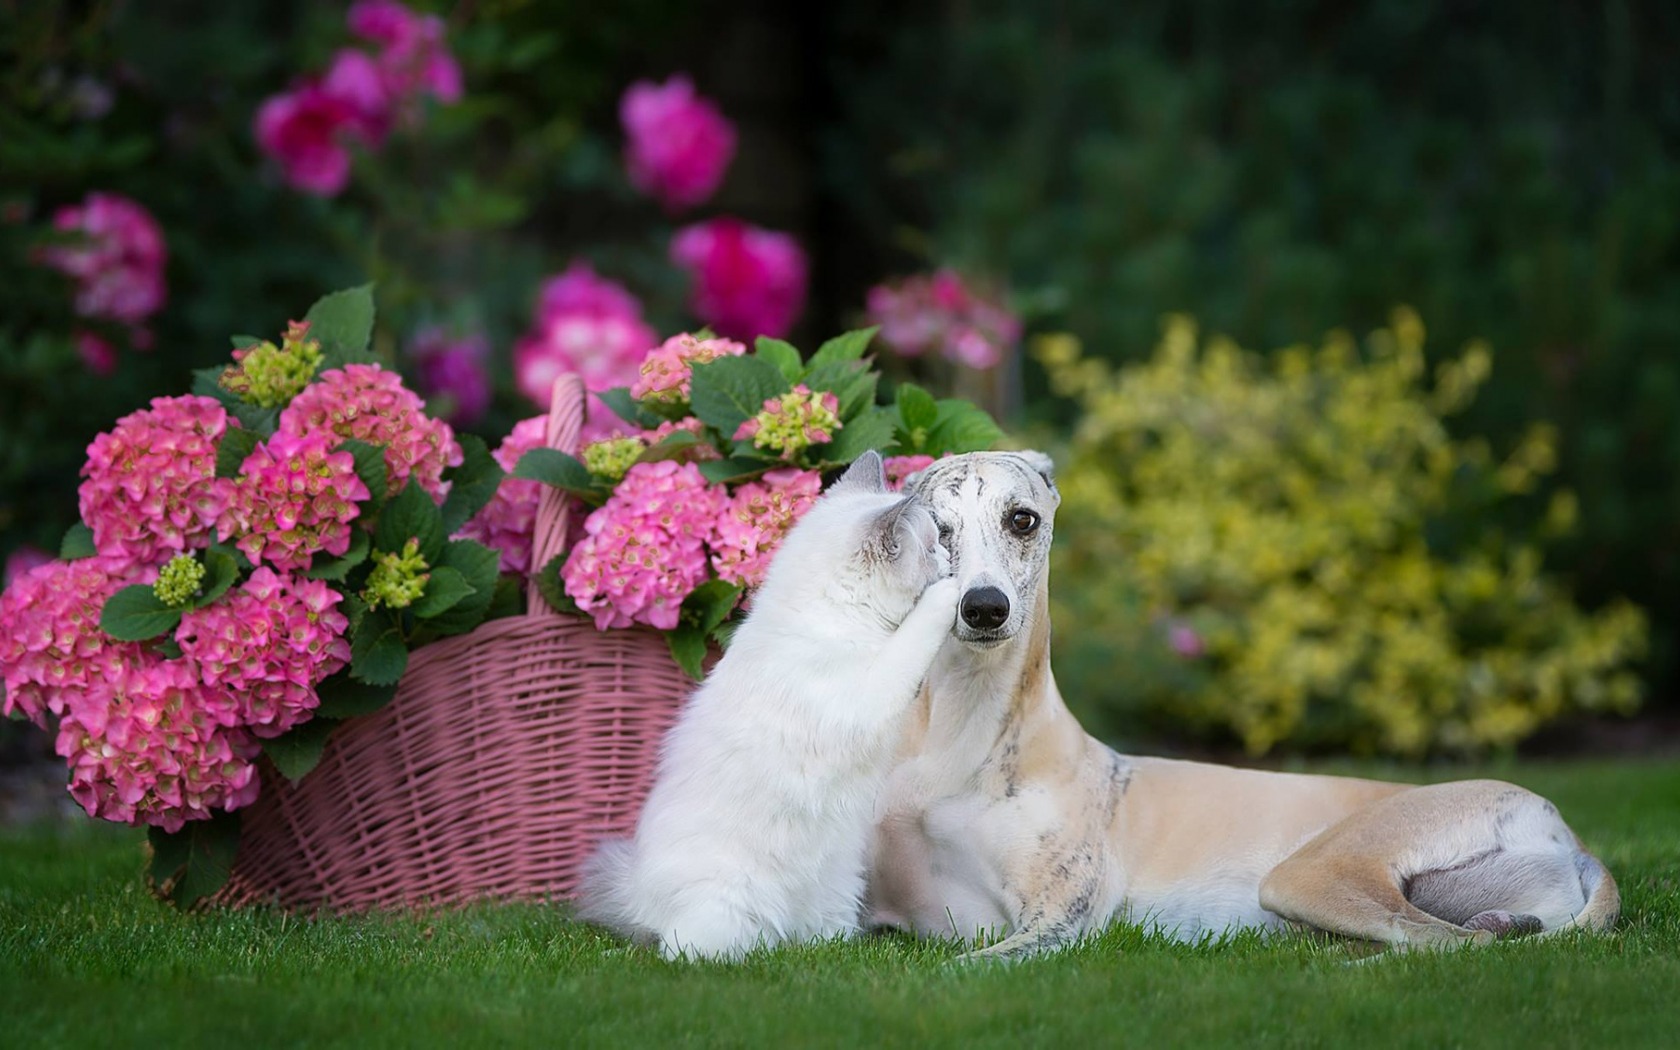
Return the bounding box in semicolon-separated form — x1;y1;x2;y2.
871;497;914;561
832;450;887;495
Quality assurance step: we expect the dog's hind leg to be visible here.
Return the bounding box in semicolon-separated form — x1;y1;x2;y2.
1259;855;1493;950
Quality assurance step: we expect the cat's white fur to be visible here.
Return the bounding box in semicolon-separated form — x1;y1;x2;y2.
576;451;959;960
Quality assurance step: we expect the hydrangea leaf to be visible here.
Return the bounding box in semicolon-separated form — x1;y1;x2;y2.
59;522;95;560
100;584;183;642
667;623;707;681
754;337;804;382
421;540;501;636
806;326;878;369
145;810;240;908
801;360;878;422
193;549;241;608
895;382;939;435
634;430;703;465
261;717;340;783
683;579;742;635
513;448;609;504
374;479;445;564
440;434;503;535
925;400;1003;455
698;457;773;485
349;615;408;686
215;427;261;479
688;354;788;436
303;284;377;368
337;438;388;508
313;672;399;720
825;406;901;464
304;528;370;582
410;566;474;619
598;387;664;428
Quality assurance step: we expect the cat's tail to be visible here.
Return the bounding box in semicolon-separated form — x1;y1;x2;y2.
574;836;647;940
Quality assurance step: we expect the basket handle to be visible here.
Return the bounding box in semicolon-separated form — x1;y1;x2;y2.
527;373;587;616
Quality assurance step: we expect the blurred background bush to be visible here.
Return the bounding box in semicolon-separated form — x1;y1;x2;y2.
3;0;1677;758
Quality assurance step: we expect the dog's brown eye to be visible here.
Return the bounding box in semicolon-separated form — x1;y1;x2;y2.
1009;509;1040;535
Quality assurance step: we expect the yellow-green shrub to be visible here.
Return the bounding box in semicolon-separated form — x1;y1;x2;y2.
1040;311;1647;756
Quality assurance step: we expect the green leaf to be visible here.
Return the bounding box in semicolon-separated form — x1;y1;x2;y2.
100;585;182;642
688;354;789;436
313;673;399;719
262;718;340;783
146;810;241;908
375;479;445;564
215;427;261;479
440;434;503;534
410;566;474;618
754;337;804;381
349;616;408;686
193;549;240;608
896;382;939;434
305;528;370;581
802;360;878;422
191;366;237;410
59;522;95;560
635;430;704;464
423;540;501;636
513;448;608;504
698;457;774;485
826;406;901;464
338;438;388;507
230;403;279;437
485;575;524;622
229;334;263;349
668;624;708;681
535;553;583;616
598;387;662;428
807;327;879;369
340;592;368;637
926;400;1004;455
304;284;377;368
684;579;742;635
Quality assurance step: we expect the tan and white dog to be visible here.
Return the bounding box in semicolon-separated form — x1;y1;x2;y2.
868;451;1619;959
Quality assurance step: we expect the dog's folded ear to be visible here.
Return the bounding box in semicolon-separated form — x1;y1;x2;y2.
1013;450;1058;496
833;450;887;494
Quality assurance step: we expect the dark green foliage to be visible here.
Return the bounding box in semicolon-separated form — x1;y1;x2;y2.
829;0;1680;701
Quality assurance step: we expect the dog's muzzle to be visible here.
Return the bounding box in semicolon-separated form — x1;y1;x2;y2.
956;585;1013;646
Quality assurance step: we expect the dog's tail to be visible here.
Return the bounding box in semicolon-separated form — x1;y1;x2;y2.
1543;850;1620;935
574;836;645;937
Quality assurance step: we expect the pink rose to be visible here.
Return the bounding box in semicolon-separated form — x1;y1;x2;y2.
254;82;367;196
620;75;736;213
670;217;807;341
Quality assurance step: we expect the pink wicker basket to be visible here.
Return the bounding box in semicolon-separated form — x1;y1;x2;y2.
218;374;691;911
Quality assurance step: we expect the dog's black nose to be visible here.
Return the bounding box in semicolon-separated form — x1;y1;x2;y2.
960;586;1010;630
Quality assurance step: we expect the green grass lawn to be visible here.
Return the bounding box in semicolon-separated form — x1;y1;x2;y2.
3;758;1678;1048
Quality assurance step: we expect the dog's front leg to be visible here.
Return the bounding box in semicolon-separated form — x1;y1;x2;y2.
958;841;1104;962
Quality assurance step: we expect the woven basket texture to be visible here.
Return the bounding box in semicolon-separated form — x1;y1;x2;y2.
218;374;690;910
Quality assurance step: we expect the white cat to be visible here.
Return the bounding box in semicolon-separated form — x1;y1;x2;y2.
576;451;959;961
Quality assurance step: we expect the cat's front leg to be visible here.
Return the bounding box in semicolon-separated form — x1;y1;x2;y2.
866;578;960;697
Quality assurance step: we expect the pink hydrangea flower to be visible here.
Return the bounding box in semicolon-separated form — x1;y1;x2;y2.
348;0;462;104
254;80;371;197
629;332;747;402
865;269;1021;370
2;546;52;589
562;460;726;630
883;455;936;492
513;262;658;435
321;47;395;143
670;217;807;340
36;192;167;329
73;330;118;375
620;75;736;213
56;657;260;832
455;416;548;574
0;555;150;727
278;362;463;502
733;385;842;460
217;430;369;573
176;568;352;738
78;394;231;563
709;468;822;590
406;325;491;427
